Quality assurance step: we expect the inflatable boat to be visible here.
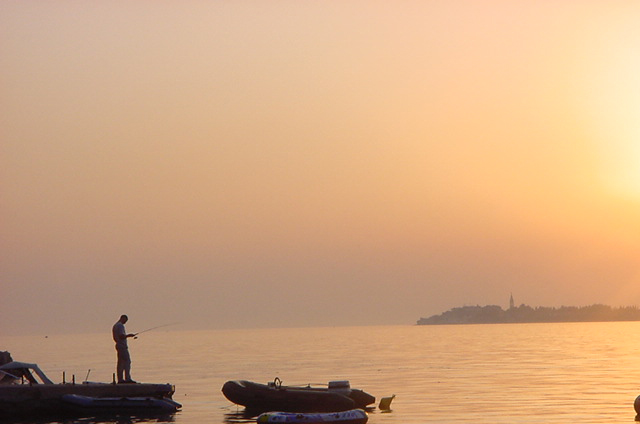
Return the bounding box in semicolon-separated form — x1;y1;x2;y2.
222;378;375;413
61;394;182;412
257;408;368;424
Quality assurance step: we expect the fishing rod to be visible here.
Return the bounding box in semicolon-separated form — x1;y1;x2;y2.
133;322;180;338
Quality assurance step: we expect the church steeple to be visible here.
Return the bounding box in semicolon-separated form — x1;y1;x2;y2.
509;293;515;309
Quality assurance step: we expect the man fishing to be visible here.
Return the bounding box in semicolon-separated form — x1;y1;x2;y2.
112;314;136;384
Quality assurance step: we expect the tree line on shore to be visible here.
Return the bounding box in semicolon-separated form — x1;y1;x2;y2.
417;304;640;325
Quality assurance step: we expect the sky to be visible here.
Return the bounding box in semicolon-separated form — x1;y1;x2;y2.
2;1;640;336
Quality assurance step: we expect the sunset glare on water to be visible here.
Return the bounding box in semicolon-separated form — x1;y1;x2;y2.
2;1;640;336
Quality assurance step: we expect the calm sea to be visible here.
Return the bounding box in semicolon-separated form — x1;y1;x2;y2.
4;323;640;423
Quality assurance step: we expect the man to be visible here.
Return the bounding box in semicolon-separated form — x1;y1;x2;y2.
112;314;136;384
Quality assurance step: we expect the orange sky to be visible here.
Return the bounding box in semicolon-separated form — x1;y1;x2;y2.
2;1;640;335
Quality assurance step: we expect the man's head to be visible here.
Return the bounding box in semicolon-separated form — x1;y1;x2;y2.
119;315;128;324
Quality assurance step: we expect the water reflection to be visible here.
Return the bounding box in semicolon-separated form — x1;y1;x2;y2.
222;410;257;424
59;415;177;424
0;411;178;424
8;324;640;424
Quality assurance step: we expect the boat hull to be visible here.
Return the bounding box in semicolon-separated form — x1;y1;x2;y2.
0;382;175;417
61;394;182;412
222;380;375;413
257;408;368;424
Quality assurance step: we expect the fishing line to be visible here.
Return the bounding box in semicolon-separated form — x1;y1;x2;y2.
133;322;180;338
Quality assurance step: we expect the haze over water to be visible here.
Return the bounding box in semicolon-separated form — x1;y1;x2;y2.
5;323;640;424
4;3;640;421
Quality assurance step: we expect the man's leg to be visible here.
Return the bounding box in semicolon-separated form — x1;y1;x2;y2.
116;347;129;383
121;348;132;382
124;354;132;381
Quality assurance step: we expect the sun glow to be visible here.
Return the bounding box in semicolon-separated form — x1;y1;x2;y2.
581;21;640;197
604;142;640;197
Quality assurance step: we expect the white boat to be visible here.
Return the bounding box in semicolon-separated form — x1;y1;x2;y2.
257;408;368;424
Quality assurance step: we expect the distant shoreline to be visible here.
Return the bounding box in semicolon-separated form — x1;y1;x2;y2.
417;304;640;325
